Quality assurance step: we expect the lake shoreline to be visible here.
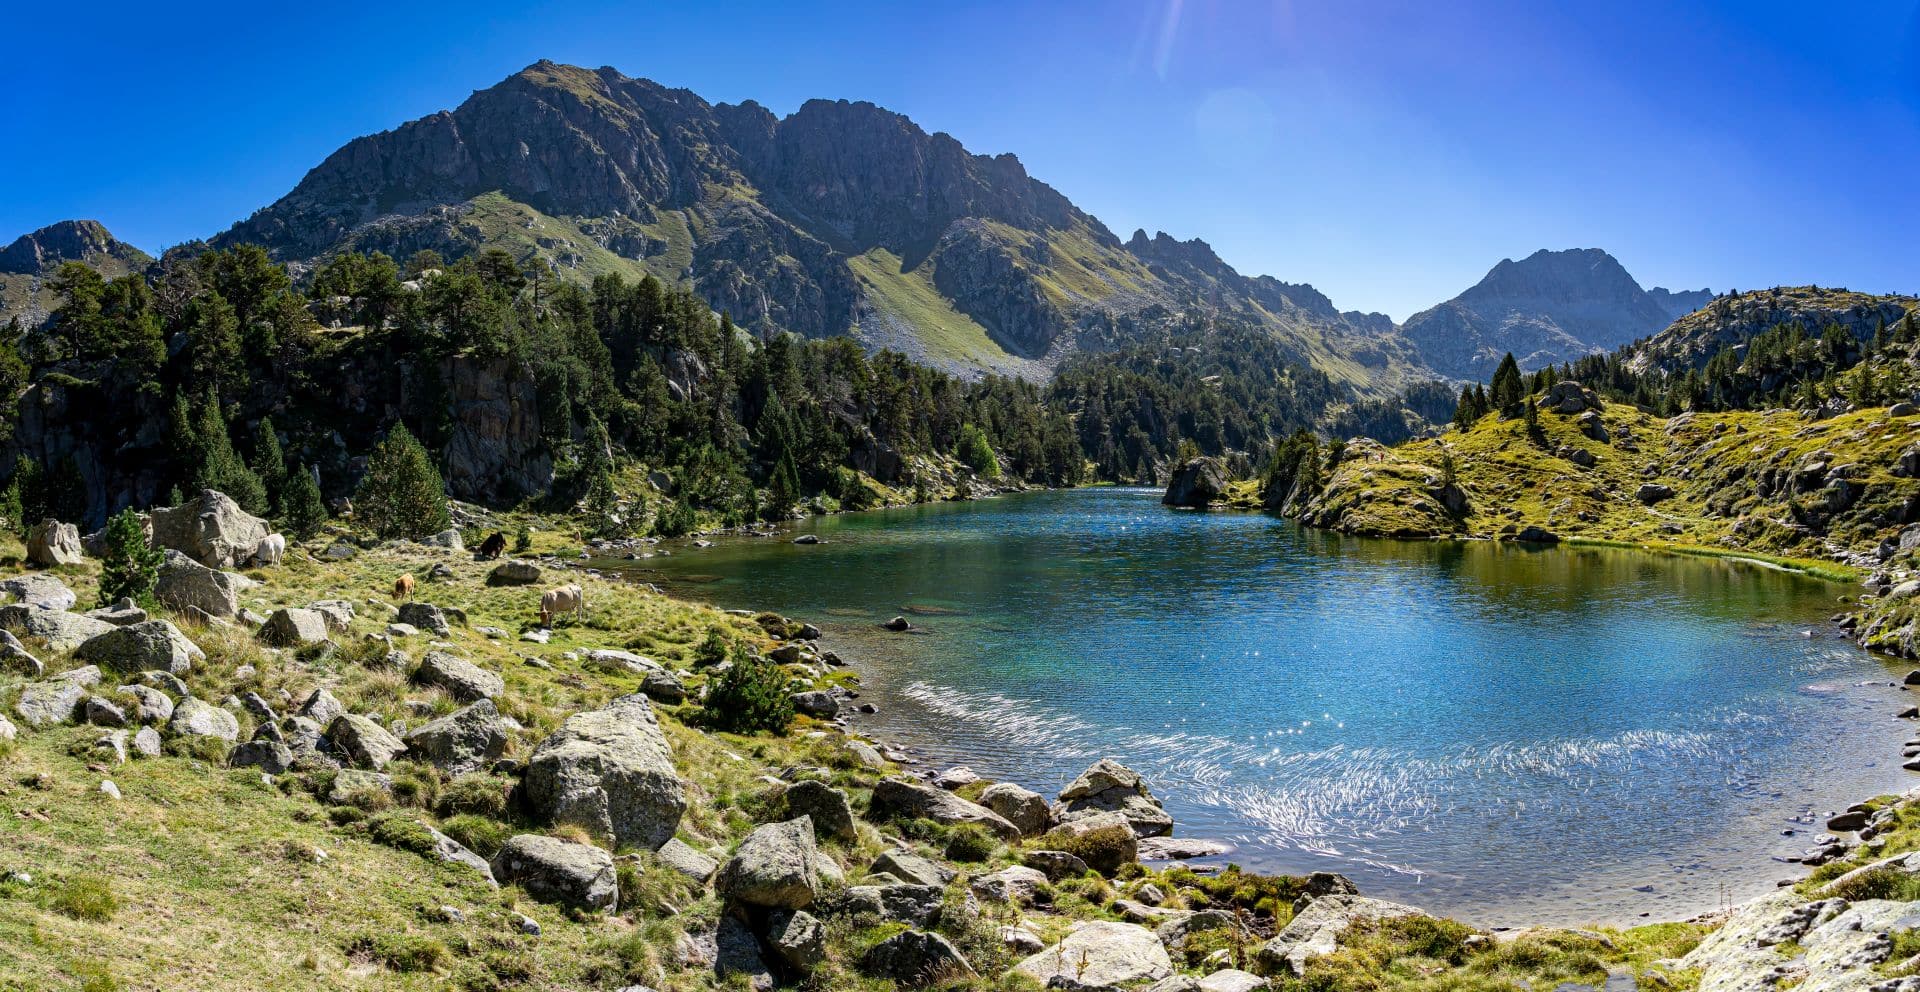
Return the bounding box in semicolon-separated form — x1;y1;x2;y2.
589;487;1917;932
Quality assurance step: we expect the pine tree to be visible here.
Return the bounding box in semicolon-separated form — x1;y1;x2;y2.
252;417;287;514
282;463;328;539
356;422;450;539
956;423;999;478
1490;353;1524;410
97;507;164;608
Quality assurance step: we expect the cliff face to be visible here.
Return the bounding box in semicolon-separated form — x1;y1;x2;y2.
212;61;1420;390
1397;248;1709;380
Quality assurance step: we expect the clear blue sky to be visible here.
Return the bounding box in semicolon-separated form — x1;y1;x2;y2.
6;0;1917;320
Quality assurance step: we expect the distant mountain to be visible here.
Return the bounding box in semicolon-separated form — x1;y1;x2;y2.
0;220;152;327
212;60;1421;391
1397;248;1709;380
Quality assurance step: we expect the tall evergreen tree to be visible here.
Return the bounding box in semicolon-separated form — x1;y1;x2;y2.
282;463;328;539
356;422;450;539
97;507;164;607
1489;353;1525;410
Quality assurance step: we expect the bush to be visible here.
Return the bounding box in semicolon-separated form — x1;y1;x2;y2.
512;522;531;553
943;824;997;863
437;774;510;819
96;507;163;607
282;463;329;539
692;628;732;668
49;874;117;922
1043;824;1136;876
349;932;450;973
387;762;441;809
441;813;513;858
653;499;697;537
356;422;450;539
701;649;794;735
956;423;1000;478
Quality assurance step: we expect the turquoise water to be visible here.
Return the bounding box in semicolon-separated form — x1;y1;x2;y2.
617;488;1910;925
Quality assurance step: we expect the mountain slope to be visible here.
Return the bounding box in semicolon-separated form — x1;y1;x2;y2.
0;220;152;328
1398;248;1709;380
213;61;1419;390
1623;285;1918;374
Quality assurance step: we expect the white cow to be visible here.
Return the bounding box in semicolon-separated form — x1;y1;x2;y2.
250;533;286;567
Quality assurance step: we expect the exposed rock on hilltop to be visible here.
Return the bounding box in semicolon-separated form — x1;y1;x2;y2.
212;60;1421;389
1399;248;1708;380
0;220;152;327
1625;285;1920;374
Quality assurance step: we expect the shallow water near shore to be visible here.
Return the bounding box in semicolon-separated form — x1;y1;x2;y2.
613;487;1912;927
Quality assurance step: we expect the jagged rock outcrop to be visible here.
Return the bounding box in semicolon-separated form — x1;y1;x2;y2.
148;490;272;569
439;356;553;502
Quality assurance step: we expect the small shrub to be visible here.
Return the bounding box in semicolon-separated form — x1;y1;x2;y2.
350;931;450;973
1828;867;1920;902
1043;824;1136;876
388;762;441;809
701;649;794;735
337;786;394;813
48;874;117;922
164;735;231;764
441;814;513;858
327;805;369;825
367;814;441;857
943;824;997;863
512;522;532;553
692;628;731;668
437;774;510;819
96;507;163;607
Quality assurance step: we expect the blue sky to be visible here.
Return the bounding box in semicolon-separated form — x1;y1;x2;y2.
5;0;1917;320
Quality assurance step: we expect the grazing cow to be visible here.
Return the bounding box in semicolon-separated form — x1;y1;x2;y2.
393;574;415;600
540;584;585;628
251;533;286;567
476;531;507;560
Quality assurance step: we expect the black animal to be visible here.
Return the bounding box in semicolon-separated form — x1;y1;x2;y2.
476;531;507;560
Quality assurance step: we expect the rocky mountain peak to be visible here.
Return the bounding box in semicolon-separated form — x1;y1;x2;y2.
0;220;148;277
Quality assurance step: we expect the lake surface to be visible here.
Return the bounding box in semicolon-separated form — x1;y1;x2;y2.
615;487;1911;926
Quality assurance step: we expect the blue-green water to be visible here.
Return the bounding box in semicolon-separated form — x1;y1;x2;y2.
619;488;1910;925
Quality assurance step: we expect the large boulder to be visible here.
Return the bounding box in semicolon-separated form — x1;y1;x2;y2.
971;865;1049;904
862;930;974;987
404;699;509;775
980;782;1051;836
486;560;542;586
765;909;828;970
0;605;115;652
782;780;858;843
74;620;202;675
13;670;95;727
1014;921;1174;989
328;713;406;769
414;651;503;702
1538;380;1600;414
1257;895;1423;976
0;573;76;610
260;608;330;646
154;550;251;618
715;816;827;909
1054;758;1173;838
523;693;685;851
168;697;240;741
490;834;617;912
396;602;454;637
26;519;82;566
148;490;271;569
1162;458;1228;508
868;776;1020;839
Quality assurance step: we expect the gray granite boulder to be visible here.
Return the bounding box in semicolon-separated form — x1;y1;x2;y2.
490;834;616;912
523;693;685;850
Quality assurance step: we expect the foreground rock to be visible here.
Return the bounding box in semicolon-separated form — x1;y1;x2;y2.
490;834;617;912
13;669;97;727
1259;894;1422;976
487;560;542;586
0;606;115;652
404;699;509;775
26;519;82;566
980;781;1051;836
715;816;827;909
74;620;202;675
862;930;974;987
1679;888;1920;992
524;693;685;851
168;697;240;742
1014;920;1174;989
0;573;76;610
260;608;330;646
155;551;251;618
1055;757;1173;837
328;714;406;769
415;651;502;702
148;489;272;569
867;776;1020;839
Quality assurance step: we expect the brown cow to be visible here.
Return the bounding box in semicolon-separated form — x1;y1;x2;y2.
392;574;415;600
539;584;584;627
476;531;507;560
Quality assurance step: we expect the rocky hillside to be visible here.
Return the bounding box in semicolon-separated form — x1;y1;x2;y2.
0;221;152;328
210;61;1417;390
1625;285;1920;374
1292;380;1920;656
1398;248;1709;380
